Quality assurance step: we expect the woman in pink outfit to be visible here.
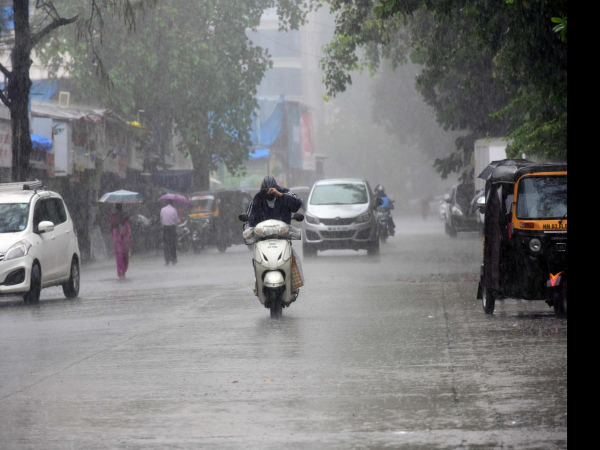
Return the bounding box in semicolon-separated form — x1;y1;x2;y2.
110;204;131;279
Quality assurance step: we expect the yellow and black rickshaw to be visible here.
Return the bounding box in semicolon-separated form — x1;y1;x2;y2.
188;190;253;253
476;160;567;316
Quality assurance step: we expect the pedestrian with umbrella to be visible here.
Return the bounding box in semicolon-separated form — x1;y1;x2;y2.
159;194;188;265
100;190;143;279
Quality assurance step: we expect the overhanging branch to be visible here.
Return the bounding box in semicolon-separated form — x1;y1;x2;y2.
0;62;11;80
30;15;79;49
0;90;9;108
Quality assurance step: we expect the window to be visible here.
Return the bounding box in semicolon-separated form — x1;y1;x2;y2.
516;176;567;219
248;30;301;58
33;199;50;230
310;184;368;205
257;68;303;97
0;204;29;233
46;199;67;225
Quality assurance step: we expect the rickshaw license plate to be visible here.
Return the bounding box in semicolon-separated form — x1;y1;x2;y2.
543;223;567;230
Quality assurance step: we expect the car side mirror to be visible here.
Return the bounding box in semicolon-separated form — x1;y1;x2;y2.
477;196;486;213
238;214;248;222
292;213;305;222
38;221;55;234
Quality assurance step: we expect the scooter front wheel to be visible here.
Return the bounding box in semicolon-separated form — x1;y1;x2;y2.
267;290;283;319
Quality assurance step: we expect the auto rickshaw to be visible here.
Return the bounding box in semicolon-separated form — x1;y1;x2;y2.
188;190;253;253
476;159;567;316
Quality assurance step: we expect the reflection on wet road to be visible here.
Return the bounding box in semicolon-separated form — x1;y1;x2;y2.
0;216;567;449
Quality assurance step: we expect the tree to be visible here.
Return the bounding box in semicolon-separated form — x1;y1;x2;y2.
40;0;315;191
0;0;146;182
322;0;567;180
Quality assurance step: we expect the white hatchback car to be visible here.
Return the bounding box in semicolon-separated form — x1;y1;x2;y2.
0;181;81;304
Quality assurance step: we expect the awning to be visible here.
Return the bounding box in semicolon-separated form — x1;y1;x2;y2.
31;134;52;152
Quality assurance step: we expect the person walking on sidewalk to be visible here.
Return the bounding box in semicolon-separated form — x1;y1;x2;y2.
160;199;179;265
110;204;131;279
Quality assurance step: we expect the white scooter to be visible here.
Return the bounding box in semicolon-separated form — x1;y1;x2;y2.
239;213;304;318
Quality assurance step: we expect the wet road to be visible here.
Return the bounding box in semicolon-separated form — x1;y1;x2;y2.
0;216;567;449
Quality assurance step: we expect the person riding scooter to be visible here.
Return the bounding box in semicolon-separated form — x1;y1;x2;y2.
375;185;396;236
244;176;304;301
245;176;303;228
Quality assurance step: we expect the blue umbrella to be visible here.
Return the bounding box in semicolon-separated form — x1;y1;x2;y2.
99;190;143;204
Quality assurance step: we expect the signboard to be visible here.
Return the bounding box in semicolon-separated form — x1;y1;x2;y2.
53;121;70;176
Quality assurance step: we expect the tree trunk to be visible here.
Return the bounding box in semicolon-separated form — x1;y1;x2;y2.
8;0;33;182
191;149;211;192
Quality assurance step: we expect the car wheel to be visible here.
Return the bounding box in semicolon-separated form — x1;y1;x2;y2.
447;224;458;238
482;287;496;314
367;239;380;256
63;257;80;299
24;263;42;305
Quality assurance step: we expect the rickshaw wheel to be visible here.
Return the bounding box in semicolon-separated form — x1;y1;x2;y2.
482;287;496;314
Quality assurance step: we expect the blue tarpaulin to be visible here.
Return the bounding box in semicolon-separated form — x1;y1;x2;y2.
1;7;14;31
31;134;52;152
249;97;284;149
248;149;270;160
0;80;59;102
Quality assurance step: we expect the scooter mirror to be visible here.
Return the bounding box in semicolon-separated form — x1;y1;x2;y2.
376;198;384;207
292;213;305;222
239;214;249;222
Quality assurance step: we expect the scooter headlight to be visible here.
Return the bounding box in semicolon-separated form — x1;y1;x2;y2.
529;238;541;252
4;240;32;261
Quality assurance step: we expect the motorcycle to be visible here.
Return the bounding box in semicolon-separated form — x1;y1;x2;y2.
177;220;192;253
239;213;304;319
377;198;394;243
377;210;390;243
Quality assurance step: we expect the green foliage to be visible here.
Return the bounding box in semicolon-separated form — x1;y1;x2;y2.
322;0;568;180
39;0;315;189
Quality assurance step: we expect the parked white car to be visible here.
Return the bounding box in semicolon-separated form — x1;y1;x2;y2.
0;181;80;304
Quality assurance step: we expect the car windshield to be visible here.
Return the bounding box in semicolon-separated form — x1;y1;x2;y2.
516;176;567;219
0;203;30;233
310;184;368;205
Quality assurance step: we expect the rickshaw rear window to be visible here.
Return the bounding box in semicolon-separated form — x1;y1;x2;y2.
516;176;567;219
191;197;215;212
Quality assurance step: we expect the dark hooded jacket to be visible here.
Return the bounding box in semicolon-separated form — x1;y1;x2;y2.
245;177;303;228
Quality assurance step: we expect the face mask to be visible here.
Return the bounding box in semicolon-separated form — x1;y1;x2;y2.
267;197;276;208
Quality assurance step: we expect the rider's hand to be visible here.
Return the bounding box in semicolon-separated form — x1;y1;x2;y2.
267;188;283;198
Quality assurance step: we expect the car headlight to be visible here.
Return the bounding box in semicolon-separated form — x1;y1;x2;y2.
306;214;320;225
4;240;32;261
452;206;463;216
356;213;371;223
529;238;541;252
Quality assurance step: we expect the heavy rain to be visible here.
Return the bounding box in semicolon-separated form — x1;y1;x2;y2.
0;1;567;448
